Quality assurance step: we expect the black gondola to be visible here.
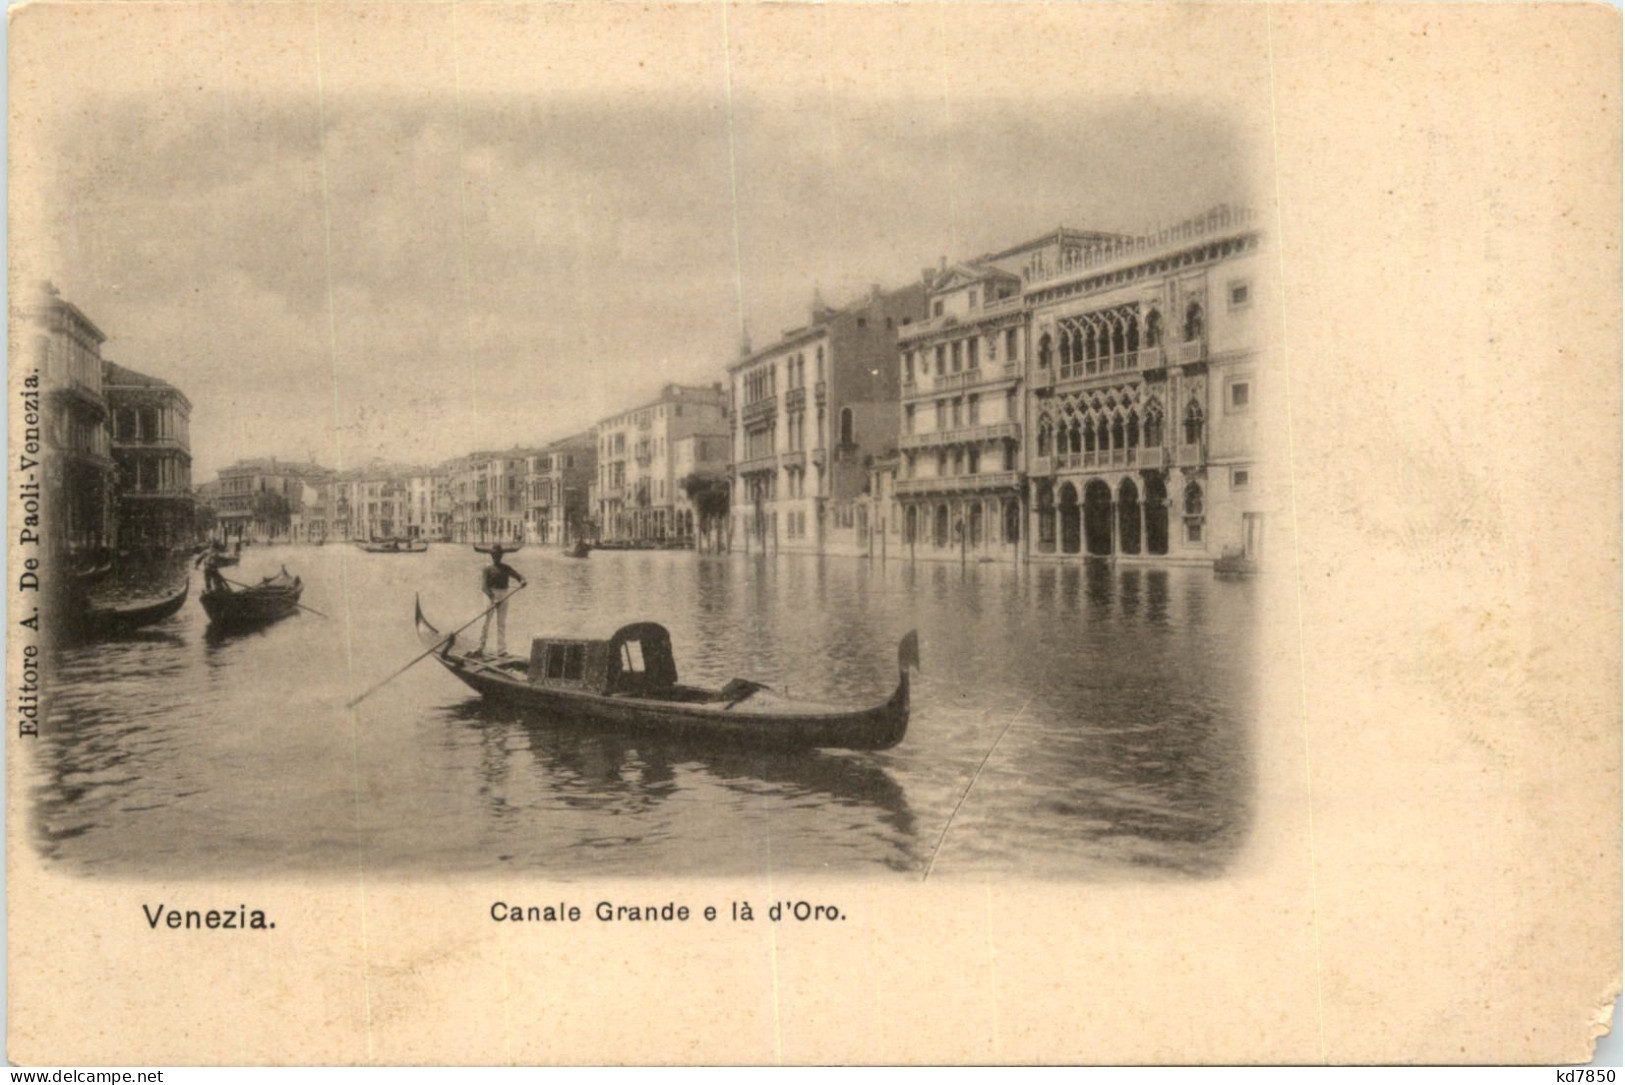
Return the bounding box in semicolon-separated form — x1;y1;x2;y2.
200;566;303;631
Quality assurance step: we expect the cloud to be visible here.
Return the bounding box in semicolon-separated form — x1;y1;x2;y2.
43;88;1250;478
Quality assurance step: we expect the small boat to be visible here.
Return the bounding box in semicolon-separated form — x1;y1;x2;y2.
357;538;428;554
76;581;190;637
414;598;917;751
473;542;524;555
201;566;303;630
563;540;591;559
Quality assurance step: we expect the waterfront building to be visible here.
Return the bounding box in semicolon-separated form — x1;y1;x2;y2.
525;432;595;545
727;283;926;555
671;431;730;547
593;383;727;545
103;360;196;549
1022;204;1265;565
892;231;1126;564
22;282;115;557
214;458;332;542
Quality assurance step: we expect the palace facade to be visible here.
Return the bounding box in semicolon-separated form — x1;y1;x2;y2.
591;383;727;545
104;361;195;549
727;283;926;555
1023;206;1264;565
525;432;596;545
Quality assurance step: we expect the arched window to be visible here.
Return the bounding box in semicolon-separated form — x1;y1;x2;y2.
1037;418;1052;455
1059;328;1074;367
905;505;917;543
1183;399;1205;446
1111;415;1126;452
839;407;855;446
1068;418;1082;454
1127;314;1140;354
1145;404;1164;447
969;503;983;546
1084;324;1097;362
1145;309;1162;347
1111;319;1125;358
1184;300;1204;342
1082;417;1096;453
1038;333;1053;368
1003;500;1021;543
1125;408;1139;448
1184;482;1204;517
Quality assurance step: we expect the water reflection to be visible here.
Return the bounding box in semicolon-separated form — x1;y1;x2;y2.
31;546;1256;880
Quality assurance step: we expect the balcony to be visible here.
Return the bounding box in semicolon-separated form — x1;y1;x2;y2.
779;449;807;471
1047;447;1161;473
899;420;1020;452
738;452;778;475
1137;346;1165;370
895;471;1021;495
811;448;826;468
742;396;778;425
1029;455;1053;476
1176;339;1207;366
784;386;807;412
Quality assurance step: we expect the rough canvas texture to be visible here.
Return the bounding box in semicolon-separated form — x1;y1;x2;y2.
7;1;1620;1065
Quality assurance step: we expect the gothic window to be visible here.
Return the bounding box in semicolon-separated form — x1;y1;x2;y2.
1184;481;1205;517
1111;319;1125;358
1037;418;1052;455
1184;300;1205;342
840;407;855;446
1145;405;1164;447
1069;418;1082;454
1127;314;1140;354
1082;417;1096;454
1038;333;1052;368
1112;415;1126;451
1145;308;1162;347
1184;399;1205;446
1125;408;1139;448
1084;325;1097;362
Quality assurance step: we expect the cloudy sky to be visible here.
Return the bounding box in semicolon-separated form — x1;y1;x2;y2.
21;3;1264;479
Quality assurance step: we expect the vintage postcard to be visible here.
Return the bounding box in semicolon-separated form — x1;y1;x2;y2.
7;0;1620;1066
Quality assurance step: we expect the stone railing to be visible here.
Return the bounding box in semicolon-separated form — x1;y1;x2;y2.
738;452;778;475
784;386;807;412
1176;340;1207;365
779;449;806;471
742;396;778;424
1023;205;1258;285
896;471;1021;495
899;420;1020;451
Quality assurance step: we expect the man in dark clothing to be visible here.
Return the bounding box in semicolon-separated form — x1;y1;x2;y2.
195;541;229;594
477;544;527;656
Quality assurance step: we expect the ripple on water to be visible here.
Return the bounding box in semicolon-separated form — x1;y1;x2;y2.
30;546;1257;880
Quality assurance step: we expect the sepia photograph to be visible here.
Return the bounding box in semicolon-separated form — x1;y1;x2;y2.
7;0;1618;1067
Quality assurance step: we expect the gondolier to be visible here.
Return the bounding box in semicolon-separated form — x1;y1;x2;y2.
195;541;228;594
476;544;527;656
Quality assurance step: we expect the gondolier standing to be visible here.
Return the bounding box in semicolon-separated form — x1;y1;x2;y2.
195;541;228;595
476;544;527;656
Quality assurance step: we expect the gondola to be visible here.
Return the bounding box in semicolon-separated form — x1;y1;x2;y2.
356;538;428;553
473;542;524;555
563;540;591;559
413;597;916;751
1213;551;1260;578
201;566;303;630
75;582;190;637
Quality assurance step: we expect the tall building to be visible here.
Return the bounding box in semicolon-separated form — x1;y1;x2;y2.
213;458;332;542
671;431;730;545
1023;205;1265;564
727;283;926;555
525;432;596;545
103;360;195;549
593;383;727;544
23;282;115;557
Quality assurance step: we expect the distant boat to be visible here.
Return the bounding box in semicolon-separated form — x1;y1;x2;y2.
414;598;917;751
357;538;427;554
563;540;591;559
75;582;190;638
201;566;303;630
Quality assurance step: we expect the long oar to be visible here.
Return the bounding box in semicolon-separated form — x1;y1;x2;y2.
219;575;330;619
344;583;528;709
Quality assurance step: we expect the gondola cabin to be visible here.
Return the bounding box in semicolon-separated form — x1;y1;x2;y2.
526;623;679;696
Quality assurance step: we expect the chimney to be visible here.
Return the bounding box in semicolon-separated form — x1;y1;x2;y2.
870;283;882;300
810;285;827;320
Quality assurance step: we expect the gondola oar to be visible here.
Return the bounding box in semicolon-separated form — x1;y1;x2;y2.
219;576;330;619
344;583;528;709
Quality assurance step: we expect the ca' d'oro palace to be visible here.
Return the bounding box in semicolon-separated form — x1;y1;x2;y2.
35;204;1267;571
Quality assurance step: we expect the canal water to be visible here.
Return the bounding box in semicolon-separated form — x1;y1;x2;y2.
31;545;1258;881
